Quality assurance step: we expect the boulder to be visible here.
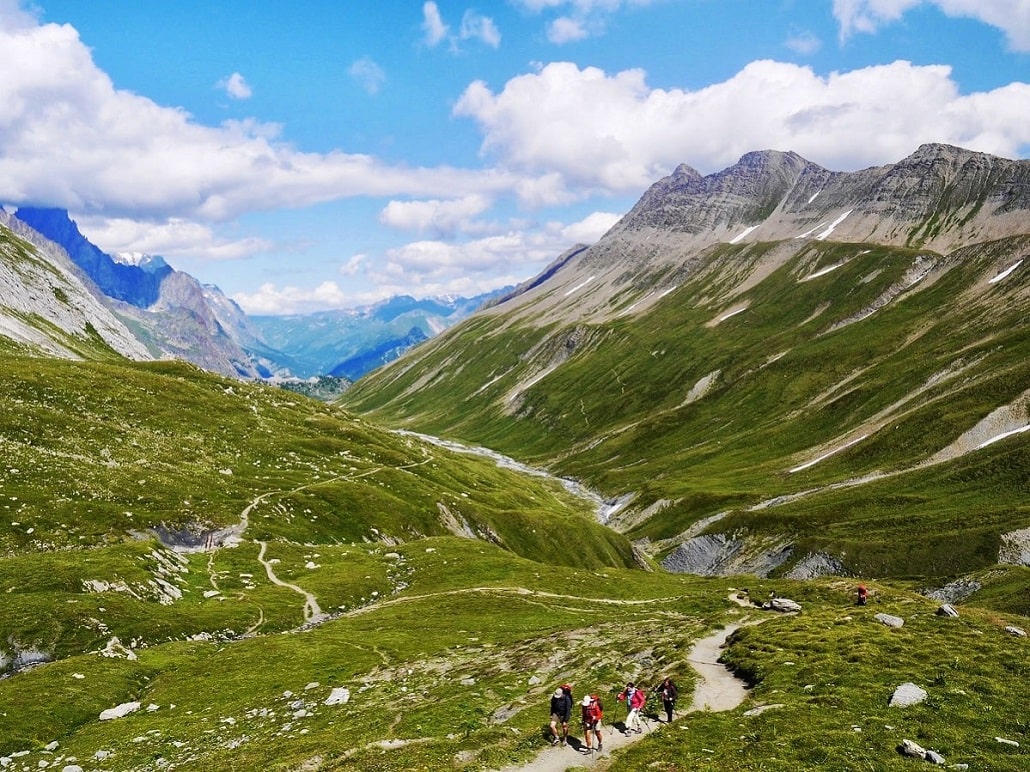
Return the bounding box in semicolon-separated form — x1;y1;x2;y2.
1004;626;1026;637
99;701;141;721
936;604;959;617
889;682;928;707
324;687;350;706
925;749;946;764
899;738;927;758
875;612;905;628
766;597;802;613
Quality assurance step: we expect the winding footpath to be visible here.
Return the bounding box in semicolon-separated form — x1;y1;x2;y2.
256;540;324;623
497;612;764;772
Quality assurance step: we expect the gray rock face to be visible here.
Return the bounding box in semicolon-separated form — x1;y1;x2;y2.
783;552;847;579
890;683;928;707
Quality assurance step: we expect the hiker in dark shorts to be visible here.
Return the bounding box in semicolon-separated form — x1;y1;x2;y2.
548;686;572;745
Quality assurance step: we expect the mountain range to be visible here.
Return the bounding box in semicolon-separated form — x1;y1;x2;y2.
0;143;1027;771
1;207;498;382
343;142;1030;581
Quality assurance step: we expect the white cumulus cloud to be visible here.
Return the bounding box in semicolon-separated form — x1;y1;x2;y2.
461;10;501;47
349;57;386;94
378;195;492;237
454;59;1030;192
834;0;1030;50
217;72;252;100
422;1;449;46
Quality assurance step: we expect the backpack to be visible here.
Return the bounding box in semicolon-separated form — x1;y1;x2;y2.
589;696;603;721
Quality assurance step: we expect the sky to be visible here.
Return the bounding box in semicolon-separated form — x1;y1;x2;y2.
1;1;1028;315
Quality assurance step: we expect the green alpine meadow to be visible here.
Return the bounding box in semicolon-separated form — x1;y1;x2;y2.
1;144;1028;771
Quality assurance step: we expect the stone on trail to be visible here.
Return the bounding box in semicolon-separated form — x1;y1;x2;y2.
936;604;959;617
889;683;928;708
875;612;905;628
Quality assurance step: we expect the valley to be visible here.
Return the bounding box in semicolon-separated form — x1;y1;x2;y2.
0;144;1027;770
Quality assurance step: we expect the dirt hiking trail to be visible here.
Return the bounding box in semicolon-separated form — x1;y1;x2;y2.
496;616;763;772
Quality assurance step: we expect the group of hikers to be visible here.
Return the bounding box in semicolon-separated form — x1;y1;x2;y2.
546;677;679;754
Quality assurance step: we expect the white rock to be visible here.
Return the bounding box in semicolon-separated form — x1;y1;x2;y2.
995;736;1020;747
1004;626;1026;637
93;751;110;760
325;687;350;706
889;683;928;708
304;682;320;690
44;742;59;751
147;703;160;712
875;613;905;628
528;675;542;686
99;701;141;721
768;597;802;613
899;738;927;758
62;767;84;772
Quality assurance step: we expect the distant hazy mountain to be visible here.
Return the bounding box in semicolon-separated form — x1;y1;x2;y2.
250;291;507;379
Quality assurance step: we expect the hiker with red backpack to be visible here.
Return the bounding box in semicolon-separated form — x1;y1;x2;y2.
580;693;604;754
617;681;646;734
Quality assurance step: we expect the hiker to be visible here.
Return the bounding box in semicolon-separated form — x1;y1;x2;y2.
548;686;572;746
617;681;646;734
581;693;604;753
656;676;678;722
856;584;868;606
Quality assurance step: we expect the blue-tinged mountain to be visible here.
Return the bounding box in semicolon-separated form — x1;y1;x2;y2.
14;207;173;307
12;207;272;379
250;291;507;379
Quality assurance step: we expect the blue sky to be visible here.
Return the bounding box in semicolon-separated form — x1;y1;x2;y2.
1;1;1028;314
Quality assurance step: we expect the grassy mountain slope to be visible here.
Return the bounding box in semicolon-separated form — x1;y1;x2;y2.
0;356;637;673
1;536;1026;770
342;235;1030;579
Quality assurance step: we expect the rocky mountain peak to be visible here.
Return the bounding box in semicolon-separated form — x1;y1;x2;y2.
14;207;172;307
